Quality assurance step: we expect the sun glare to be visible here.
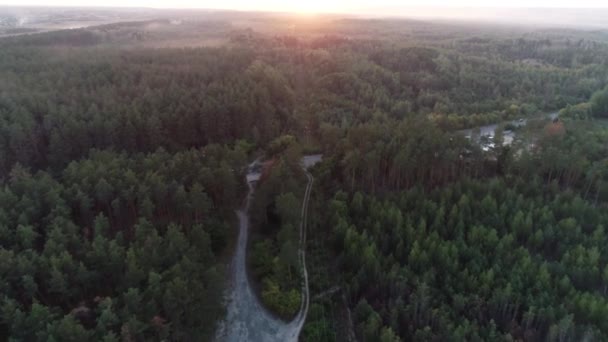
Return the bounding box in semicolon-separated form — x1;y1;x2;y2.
284;0;351;14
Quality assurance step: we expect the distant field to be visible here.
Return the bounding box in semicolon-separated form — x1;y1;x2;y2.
0;7;156;37
3;7;608;49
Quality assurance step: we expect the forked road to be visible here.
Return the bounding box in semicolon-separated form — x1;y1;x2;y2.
216;155;321;342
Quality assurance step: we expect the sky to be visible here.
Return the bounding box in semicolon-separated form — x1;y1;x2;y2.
3;0;608;12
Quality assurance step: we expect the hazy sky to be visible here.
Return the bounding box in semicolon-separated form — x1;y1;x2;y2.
3;0;608;12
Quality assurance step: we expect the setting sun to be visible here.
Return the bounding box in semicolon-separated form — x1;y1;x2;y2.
283;0;355;14
4;0;608;11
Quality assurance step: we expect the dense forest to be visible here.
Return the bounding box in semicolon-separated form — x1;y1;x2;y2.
301;116;608;341
1;10;608;341
0;146;247;340
2;19;608;177
322;177;608;340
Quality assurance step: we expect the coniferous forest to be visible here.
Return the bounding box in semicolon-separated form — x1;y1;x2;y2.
1;9;608;341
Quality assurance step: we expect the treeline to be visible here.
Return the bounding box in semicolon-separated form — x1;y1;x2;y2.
454;36;608;68
319;118;487;193
0;145;246;341
313;116;608;203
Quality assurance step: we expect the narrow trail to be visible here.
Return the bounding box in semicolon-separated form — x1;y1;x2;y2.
290;168;314;337
216;155;321;342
